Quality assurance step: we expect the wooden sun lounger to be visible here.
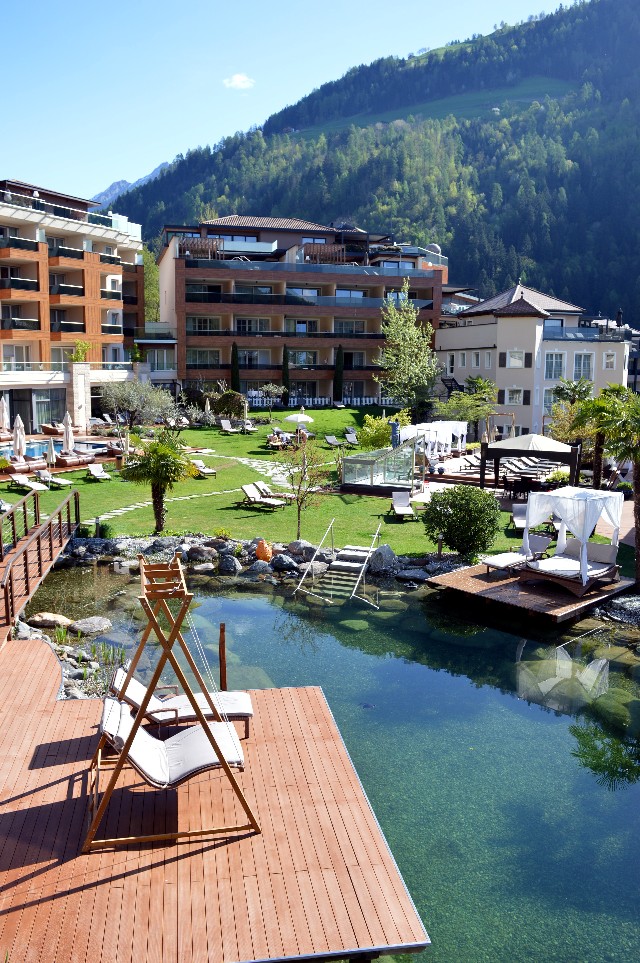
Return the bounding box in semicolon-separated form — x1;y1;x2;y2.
240;483;286;510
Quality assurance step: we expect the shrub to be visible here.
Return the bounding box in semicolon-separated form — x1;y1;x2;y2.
422;485;501;561
547;468;570;485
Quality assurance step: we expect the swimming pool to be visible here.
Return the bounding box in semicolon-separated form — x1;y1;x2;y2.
0;440;105;458
26;569;640;962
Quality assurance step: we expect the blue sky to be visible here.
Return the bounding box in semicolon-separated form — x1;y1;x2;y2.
7;0;570;200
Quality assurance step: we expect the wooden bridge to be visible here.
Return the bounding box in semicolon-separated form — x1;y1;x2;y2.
0;490;80;646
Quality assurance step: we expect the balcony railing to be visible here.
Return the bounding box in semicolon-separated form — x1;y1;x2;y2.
101;323;124;335
1;317;40;331
0;277;39;291
90;361;132;371
49;283;84;297
132;328;177;341
183;258;442;277
0;236;39;252
184;291;432;310
543;325;631;342
100;253;122;265
183;326;384;340
101;289;122;300
50;245;84;260
50;320;85;333
122;294;138;305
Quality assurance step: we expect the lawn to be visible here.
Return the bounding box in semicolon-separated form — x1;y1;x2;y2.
1;406;635;575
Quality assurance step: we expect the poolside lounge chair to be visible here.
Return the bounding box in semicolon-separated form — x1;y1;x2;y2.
482;533;551;575
191;459;217;478
0;499;11;513
510;504;528;531
325;435;344;448
87;463;111;481
220;419;240;434
41;422;68;436
239;483;286;510
241;420;258;433
8;474;48;492
519;539;620;597
345;430;359;446
33;469;73;488
391;490;417;520
111;664;254;738
254;480;295;501
0;430;12;443
8;457;46;474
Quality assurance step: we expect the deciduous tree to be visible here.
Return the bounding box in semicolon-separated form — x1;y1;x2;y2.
375;280;440;410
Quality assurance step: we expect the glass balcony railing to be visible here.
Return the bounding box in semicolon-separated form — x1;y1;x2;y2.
1;317;40;331
49;284;84;297
0;277;39;291
133;328;177;341
101;323;124;335
184;258;440;277
100;253;122;265
0;235;38;251
50;245;84;260
101;289;122;300
543;325;630;342
184;291;432;309
50;320;85;333
122;294;138;305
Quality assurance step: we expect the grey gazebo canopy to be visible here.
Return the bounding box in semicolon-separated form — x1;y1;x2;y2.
479;434;581;488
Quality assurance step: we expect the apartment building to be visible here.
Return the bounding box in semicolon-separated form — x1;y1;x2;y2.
0;179;144;430
435;283;632;435
152;215;451;404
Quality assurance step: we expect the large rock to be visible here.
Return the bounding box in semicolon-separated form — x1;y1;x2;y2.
395;568;429;583
272;553;298;572
369;544;399;574
187;545;219;562
68;616;113;637
287;540;314;557
218;555;243;576
27;612;72;629
246;560;273;575
297;561;328;577
191;562;217;574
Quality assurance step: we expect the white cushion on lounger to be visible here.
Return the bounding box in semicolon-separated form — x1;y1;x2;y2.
526;557;613;579
112;667;253;722
482;551;529;571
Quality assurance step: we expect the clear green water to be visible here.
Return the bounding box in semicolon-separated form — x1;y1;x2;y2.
28;568;640;963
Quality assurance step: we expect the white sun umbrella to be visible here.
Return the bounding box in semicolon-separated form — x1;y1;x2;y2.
46;436;57;468
12;414;26;460
0;395;9;432
123;431;130;456
62;411;75;454
204;397;211;416
284;406;314;427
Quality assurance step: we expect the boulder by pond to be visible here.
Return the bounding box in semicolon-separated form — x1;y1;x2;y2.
68;616;113;637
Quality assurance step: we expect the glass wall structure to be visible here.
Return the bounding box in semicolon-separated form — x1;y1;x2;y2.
342;440;416;489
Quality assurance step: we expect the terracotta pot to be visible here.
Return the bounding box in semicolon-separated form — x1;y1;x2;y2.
256;539;273;562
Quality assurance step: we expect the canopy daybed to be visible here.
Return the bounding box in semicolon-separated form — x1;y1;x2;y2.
517;486;623;597
479;434;580;489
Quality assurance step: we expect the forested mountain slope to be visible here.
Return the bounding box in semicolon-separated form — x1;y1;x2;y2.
115;0;640;316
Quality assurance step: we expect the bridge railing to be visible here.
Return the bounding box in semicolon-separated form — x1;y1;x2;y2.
2;491;80;626
0;490;41;561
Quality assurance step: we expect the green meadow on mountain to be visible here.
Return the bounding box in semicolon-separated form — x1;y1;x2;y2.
116;0;640;315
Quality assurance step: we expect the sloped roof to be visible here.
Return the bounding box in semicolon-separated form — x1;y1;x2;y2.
494;296;549;319
461;283;583;318
202;214;334;232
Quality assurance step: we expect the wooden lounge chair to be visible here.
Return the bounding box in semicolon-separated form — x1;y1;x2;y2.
8;474;48;492
325;435;344;448
519;539;620;597
220;419;240;434
111;665;254;739
191;459;217;477
391;490;417;520
240;483;286;510
254;480;295;501
33;469;72;488
482;534;551;575
87;463;111;481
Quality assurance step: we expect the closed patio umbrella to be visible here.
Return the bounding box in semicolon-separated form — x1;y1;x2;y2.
62;411;75;454
123;431;130;456
204;397;211;416
46;437;57;468
0;396;10;433
13;414;26;460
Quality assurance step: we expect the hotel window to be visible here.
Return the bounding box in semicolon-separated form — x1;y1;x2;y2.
302;237;326;244
186;316;220;334
2;344;31;371
207;233;257;243
285;318;318;334
573;353;593;380
485;351;492;369
507;388;523;405
234;283;272;297
543;388;555;414
289;380;317;398
336;288;366;298
545;352;564;379
238;349;270;367
448;353;455;375
51;347;73;371
507;350;524;368
146;348;175;372
603;352;616;371
291;350;318;366
235;317;269;333
334;319;364;335
472;351;480;368
287;287;320;299
109;278;120;292
459;352;466;368
380;260;414;270
186;349;220;368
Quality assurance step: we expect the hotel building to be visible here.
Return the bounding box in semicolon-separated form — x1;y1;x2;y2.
152;215;453;404
0;180;145;431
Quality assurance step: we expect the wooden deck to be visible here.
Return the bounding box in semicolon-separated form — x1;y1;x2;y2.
427;564;635;622
0;637;429;963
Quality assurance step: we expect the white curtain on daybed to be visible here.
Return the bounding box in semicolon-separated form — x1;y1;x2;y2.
523;486;624;584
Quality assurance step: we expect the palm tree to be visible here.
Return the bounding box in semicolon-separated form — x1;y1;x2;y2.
571;384;628;490
120;432;199;534
590;390;640;583
553;377;593;405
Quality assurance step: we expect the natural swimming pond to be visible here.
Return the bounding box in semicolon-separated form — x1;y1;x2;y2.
27;565;640;963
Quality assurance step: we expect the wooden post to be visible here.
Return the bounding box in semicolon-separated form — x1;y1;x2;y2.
219;623;227;691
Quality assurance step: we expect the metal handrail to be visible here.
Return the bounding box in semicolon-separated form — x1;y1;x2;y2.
293;518;335;599
0;491;41;561
1;490;80;626
349;522;382;608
